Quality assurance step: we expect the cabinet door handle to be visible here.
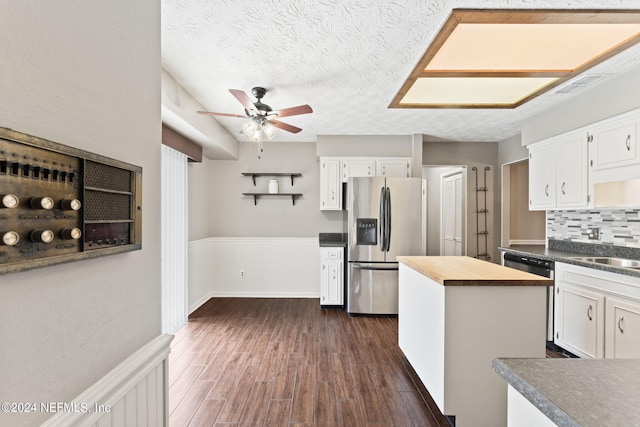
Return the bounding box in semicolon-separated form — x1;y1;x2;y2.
561;182;566;195
626;135;631;151
545;184;549;197
331;190;335;201
322;264;326;270
618;316;625;333
587;305;593;321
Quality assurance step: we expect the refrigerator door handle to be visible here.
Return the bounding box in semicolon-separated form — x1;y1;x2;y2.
385;186;391;252
379;186;386;250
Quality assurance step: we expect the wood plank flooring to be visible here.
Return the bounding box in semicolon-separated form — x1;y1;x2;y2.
169;298;450;427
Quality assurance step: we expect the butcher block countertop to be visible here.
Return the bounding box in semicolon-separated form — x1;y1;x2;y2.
397;256;553;286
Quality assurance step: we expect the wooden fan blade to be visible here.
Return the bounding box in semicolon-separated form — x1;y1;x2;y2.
197;111;246;118
229;89;257;113
270;119;302;134
272;104;313;118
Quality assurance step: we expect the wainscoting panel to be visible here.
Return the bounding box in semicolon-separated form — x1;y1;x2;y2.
40;334;173;427
188;237;320;313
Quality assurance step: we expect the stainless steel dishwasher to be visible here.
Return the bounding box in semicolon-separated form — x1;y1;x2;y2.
503;252;555;343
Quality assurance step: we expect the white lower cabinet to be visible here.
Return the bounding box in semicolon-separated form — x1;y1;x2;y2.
554;282;604;358
605;296;640;358
554;262;640;359
320;247;343;306
507;386;556;427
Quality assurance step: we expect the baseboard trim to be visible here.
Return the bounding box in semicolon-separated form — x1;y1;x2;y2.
210;292;319;298
189;291;215;315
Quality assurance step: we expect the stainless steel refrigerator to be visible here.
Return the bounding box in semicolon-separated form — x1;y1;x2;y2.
347;177;422;315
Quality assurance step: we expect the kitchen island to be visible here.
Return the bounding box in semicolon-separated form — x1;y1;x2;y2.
493;357;640;426
397;256;553;427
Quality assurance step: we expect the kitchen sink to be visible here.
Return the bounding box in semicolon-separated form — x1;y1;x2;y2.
569;256;640;269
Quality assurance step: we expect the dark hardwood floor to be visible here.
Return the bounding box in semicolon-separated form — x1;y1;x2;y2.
168;298;450;427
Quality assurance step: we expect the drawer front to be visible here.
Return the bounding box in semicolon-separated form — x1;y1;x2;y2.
321;247;343;260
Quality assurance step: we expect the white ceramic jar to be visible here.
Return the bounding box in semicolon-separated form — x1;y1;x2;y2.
268;178;279;193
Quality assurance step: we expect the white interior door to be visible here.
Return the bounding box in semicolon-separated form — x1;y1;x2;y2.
441;172;464;256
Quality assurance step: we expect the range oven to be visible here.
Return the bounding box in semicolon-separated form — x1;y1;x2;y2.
503;252;555;342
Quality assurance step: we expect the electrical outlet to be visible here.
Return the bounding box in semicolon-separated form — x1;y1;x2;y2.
240;269;246;278
587;228;600;240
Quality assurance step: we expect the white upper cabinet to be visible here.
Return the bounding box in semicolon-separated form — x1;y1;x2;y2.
529;142;556;210
342;158;375;182
376;158;411;177
590;109;640;183
320;158;342;210
528;107;640;209
556;133;589;208
320;156;412;210
528;131;590;210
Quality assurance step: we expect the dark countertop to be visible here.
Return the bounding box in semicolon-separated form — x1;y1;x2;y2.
493;358;640;427
499;241;640;278
318;232;347;247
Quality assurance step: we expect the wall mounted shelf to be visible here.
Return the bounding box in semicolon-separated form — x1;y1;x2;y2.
242;192;302;206
242;172;302;186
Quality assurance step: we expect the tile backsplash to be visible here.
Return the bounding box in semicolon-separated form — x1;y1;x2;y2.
547;209;640;248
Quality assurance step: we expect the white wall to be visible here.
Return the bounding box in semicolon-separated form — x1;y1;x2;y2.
498;133;528;166
521;67;640;145
161;68;238;160
188;159;212;241
208;140;344;237
189;237;319;310
0;2;161;426
423;141;500;262
317;134;413;157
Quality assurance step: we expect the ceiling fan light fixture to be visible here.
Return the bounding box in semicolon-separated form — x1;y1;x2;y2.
198;87;312;158
242;120;260;139
263;122;278;140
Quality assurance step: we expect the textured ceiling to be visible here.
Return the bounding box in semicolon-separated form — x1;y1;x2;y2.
161;0;640;148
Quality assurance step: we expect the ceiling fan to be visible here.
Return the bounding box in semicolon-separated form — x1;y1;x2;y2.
197;86;313;135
